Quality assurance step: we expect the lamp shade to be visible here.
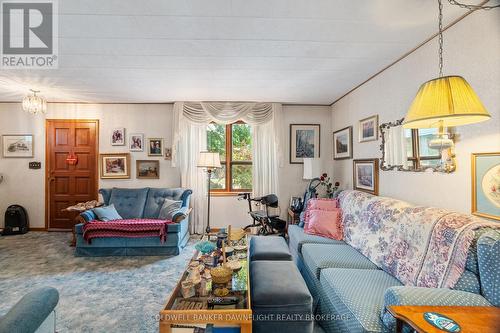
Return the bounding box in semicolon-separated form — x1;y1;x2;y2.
197;152;221;168
303;158;321;180
403;76;491;129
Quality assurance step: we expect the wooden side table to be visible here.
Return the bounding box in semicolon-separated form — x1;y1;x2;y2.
287;208;300;225
388;305;500;333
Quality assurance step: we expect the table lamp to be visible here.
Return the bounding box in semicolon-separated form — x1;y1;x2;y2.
197;151;221;234
303;158;321;180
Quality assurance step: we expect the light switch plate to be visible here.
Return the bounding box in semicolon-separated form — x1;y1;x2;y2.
29;162;42;169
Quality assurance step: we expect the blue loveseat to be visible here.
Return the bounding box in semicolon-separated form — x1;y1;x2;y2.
289;190;499;333
75;187;192;256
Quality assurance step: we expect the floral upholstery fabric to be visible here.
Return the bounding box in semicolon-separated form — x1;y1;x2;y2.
338;190;499;289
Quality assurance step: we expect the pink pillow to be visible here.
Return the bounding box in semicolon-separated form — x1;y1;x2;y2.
304;208;343;240
307;198;339;211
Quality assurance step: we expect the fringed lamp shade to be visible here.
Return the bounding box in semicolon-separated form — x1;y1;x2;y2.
403;76;491;129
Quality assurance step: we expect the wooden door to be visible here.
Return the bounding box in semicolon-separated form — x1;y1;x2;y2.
46;120;99;230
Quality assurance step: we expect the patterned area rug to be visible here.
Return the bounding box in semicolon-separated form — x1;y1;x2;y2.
0;232;196;333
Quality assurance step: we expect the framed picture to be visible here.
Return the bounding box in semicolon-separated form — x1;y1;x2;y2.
164;147;172;160
353;159;379;195
100;153;130;179
2;135;33;158
147;138;164;156
333;126;353;160
472;152;500;221
129;133;144;152
359;115;378;142
290;124;320;164
111;128;125;146
136;160;160;179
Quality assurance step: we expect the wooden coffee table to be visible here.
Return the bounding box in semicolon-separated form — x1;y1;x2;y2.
159;235;252;333
388;305;500;333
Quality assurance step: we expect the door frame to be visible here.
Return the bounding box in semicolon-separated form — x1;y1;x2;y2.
45;119;100;231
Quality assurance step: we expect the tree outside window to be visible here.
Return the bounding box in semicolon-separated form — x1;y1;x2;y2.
207;122;252;193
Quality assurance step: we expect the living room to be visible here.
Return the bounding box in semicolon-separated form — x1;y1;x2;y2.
0;1;499;333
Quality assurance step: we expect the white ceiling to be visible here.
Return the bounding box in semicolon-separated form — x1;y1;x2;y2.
0;0;475;104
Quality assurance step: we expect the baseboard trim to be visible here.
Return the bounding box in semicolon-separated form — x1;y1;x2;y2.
30;227;48;231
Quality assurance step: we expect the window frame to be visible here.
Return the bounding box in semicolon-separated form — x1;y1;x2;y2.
209;121;252;195
407;129;442;170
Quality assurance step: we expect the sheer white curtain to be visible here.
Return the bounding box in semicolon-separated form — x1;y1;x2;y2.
172;101;283;233
173;102;207;234
251;103;284;197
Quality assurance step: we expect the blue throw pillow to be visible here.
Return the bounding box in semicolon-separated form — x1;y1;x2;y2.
93;204;122;222
158;199;182;220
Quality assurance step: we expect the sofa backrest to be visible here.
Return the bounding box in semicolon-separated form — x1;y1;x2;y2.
101;188;149;219
143;188;192;218
338;190;498;297
99;187;193;219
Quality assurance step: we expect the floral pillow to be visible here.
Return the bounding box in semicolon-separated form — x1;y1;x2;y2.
304;208;343;240
307;198;339;211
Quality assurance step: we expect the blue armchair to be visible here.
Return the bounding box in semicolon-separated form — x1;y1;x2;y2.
0;287;59;333
74;187;192;256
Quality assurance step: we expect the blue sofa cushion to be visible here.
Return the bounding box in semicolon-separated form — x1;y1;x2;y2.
302;244;379;279
477;229;500;306
158;199;182;220
108;188;149;219
319;268;402;333
0;287;59;333
143;188;191;218
288;224;345;255
92;204;122;221
250;236;292;261
453;269;481;294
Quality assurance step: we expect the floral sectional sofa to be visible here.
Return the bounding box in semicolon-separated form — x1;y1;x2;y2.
288;190;499;333
75;187;192;256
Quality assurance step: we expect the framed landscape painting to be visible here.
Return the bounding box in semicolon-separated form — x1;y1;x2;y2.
148;138;164;156
359;115;378;142
290;124;320;164
111;128;125;146
472;152;500;220
2;135;33;158
353;159;379;195
129;133;144;152
333;126;353;160
100;153;130;179
136;160;160;179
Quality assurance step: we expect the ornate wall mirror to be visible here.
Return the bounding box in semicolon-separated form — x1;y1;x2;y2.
380;118;456;173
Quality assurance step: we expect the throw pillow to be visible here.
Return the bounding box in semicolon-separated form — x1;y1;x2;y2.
307;198;339;211
92;204;122;222
304;208;343;240
158;199;182;220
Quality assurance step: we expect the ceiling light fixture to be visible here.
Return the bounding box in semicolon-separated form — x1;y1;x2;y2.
22;89;47;115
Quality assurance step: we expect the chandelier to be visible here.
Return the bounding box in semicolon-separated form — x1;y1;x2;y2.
22;89;47;115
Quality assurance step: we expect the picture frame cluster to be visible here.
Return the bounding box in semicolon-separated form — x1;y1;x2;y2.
332;114;380;195
101;128;172;180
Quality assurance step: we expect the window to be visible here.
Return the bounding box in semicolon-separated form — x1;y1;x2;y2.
405;128;441;169
207;122;252;193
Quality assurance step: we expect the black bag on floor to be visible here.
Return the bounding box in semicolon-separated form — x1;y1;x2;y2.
2;205;29;235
